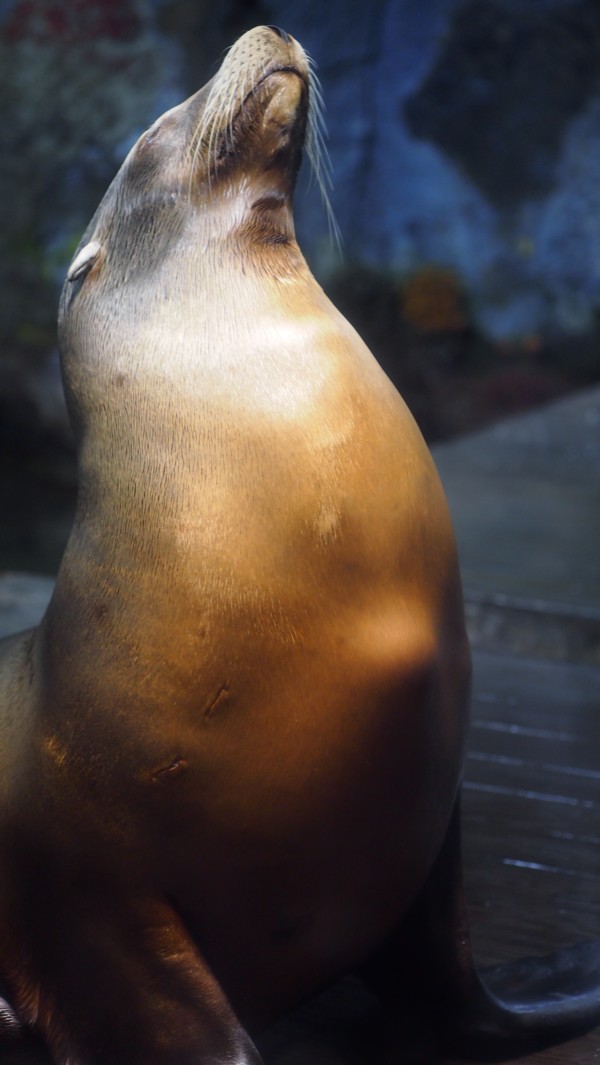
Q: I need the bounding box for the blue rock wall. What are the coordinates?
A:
[2,0,600,347]
[269,0,600,342]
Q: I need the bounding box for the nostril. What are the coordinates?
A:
[267,25,290,43]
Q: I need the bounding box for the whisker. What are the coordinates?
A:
[306,61,341,247]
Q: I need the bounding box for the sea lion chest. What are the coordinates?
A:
[30,274,468,1019]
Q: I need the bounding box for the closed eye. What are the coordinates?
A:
[67,241,102,283]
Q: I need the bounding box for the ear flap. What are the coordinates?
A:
[67,240,102,283]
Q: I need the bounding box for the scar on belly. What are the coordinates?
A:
[151,757,188,783]
[203,683,231,720]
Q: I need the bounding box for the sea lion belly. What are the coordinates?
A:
[34,292,468,1022]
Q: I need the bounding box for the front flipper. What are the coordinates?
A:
[29,894,263,1065]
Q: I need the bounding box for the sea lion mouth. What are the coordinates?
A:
[233,61,310,147]
[186,26,337,238]
[191,61,308,175]
[250,63,309,96]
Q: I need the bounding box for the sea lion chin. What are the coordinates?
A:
[0,24,599,1065]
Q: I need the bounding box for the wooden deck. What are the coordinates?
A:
[258,649,600,1065]
[457,650,600,1064]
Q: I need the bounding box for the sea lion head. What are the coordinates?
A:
[59,25,328,335]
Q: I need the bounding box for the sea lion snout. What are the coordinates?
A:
[186,25,310,183]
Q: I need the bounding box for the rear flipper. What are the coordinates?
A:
[471,939,600,1046]
[364,796,600,1058]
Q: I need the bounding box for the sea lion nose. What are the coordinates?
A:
[267,26,291,43]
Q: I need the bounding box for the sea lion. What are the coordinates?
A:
[0,24,598,1065]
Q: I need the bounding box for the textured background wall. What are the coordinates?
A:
[1,0,599,569]
[274,0,600,341]
[3,0,600,343]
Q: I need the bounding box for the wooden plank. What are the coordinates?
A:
[261,651,600,1064]
[448,651,600,1061]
